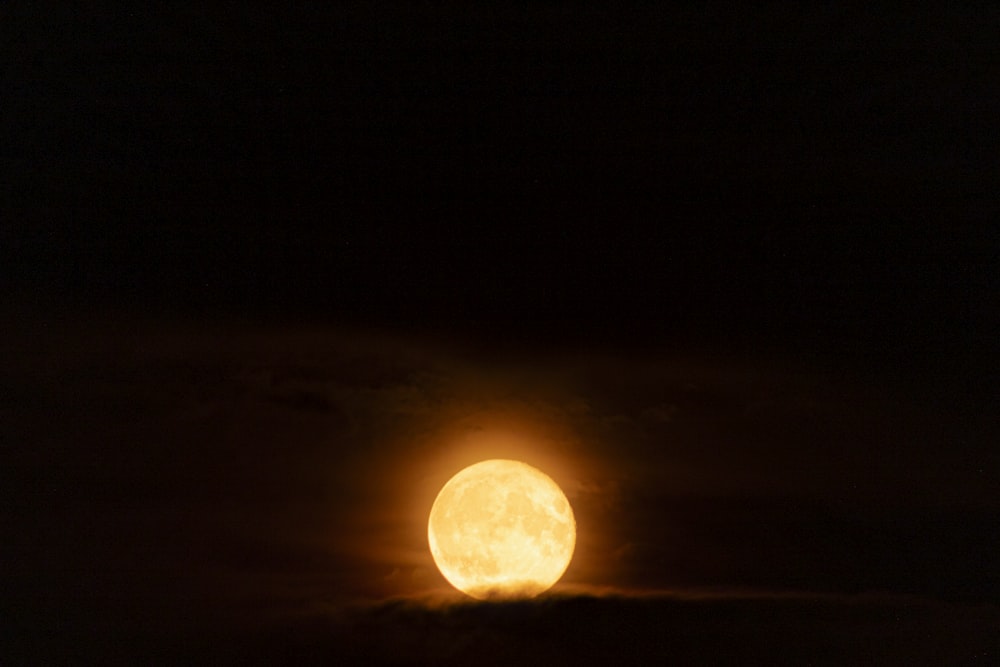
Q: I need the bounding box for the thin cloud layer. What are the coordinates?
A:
[4,311,998,663]
[240,589,1000,666]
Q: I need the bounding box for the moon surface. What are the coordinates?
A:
[427,459,576,600]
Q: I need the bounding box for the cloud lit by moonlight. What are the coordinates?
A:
[427,460,576,599]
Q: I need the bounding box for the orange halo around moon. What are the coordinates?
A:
[427,459,576,600]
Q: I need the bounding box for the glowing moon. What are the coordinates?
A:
[427,459,576,600]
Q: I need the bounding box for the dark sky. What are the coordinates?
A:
[4,5,999,664]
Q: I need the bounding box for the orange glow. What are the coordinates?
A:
[427,459,576,599]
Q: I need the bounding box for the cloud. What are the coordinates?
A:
[254,589,1000,666]
[5,312,999,664]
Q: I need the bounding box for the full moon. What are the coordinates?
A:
[427,459,576,600]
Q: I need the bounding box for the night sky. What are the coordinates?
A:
[4,5,999,665]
